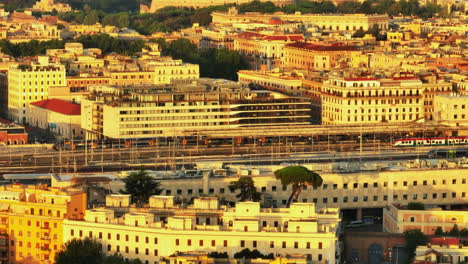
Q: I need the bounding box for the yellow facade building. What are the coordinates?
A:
[0,184,86,264]
[30,0,72,12]
[7,57,66,124]
[282,42,358,71]
[320,76,453,125]
[80,79,311,139]
[63,198,340,264]
[434,94,468,127]
[142,0,294,13]
[233,32,304,70]
[141,168,468,212]
[237,69,303,95]
[383,203,468,235]
[212,8,388,31]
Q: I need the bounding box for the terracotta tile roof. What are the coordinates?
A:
[30,99,81,116]
[236,32,304,41]
[285,41,356,51]
[430,237,459,246]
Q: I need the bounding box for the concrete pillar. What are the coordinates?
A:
[356,208,363,220]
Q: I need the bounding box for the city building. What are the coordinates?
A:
[63,198,340,264]
[233,32,304,70]
[0,118,28,145]
[103,166,467,219]
[28,98,83,139]
[282,42,358,71]
[7,57,66,124]
[160,252,309,264]
[212,8,389,32]
[29,0,72,13]
[433,94,468,127]
[0,22,61,43]
[237,68,304,95]
[80,79,311,139]
[141,0,295,13]
[320,76,453,125]
[413,238,468,264]
[0,184,86,264]
[383,203,468,235]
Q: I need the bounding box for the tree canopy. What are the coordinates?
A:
[274,166,323,207]
[160,38,247,81]
[56,238,142,264]
[0,34,145,58]
[228,176,262,202]
[55,238,104,264]
[403,229,428,263]
[233,248,274,259]
[407,202,425,210]
[120,170,163,206]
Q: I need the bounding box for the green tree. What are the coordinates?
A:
[337,1,361,13]
[407,202,425,210]
[228,176,262,202]
[434,226,444,236]
[352,29,366,38]
[460,228,468,237]
[403,229,428,263]
[274,166,323,207]
[55,238,104,264]
[120,170,163,206]
[449,224,459,236]
[233,249,274,259]
[83,10,100,25]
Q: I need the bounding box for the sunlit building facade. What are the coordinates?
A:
[383,203,468,235]
[81,79,311,139]
[63,198,340,264]
[0,184,86,264]
[7,57,66,124]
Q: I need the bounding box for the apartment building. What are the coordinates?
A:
[383,203,468,235]
[81,79,311,139]
[282,42,358,71]
[212,8,389,31]
[320,76,453,125]
[63,197,340,264]
[0,184,86,264]
[7,57,66,124]
[233,32,304,70]
[434,94,468,127]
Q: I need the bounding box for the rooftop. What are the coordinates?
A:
[286,42,357,51]
[30,99,81,115]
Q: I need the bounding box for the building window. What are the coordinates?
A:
[319,242,323,249]
[240,240,245,247]
[282,241,286,248]
[270,241,274,248]
[176,239,179,246]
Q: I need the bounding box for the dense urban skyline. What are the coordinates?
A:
[0,0,466,264]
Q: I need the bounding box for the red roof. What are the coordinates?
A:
[236,32,304,42]
[430,237,459,246]
[30,99,81,116]
[285,42,356,51]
